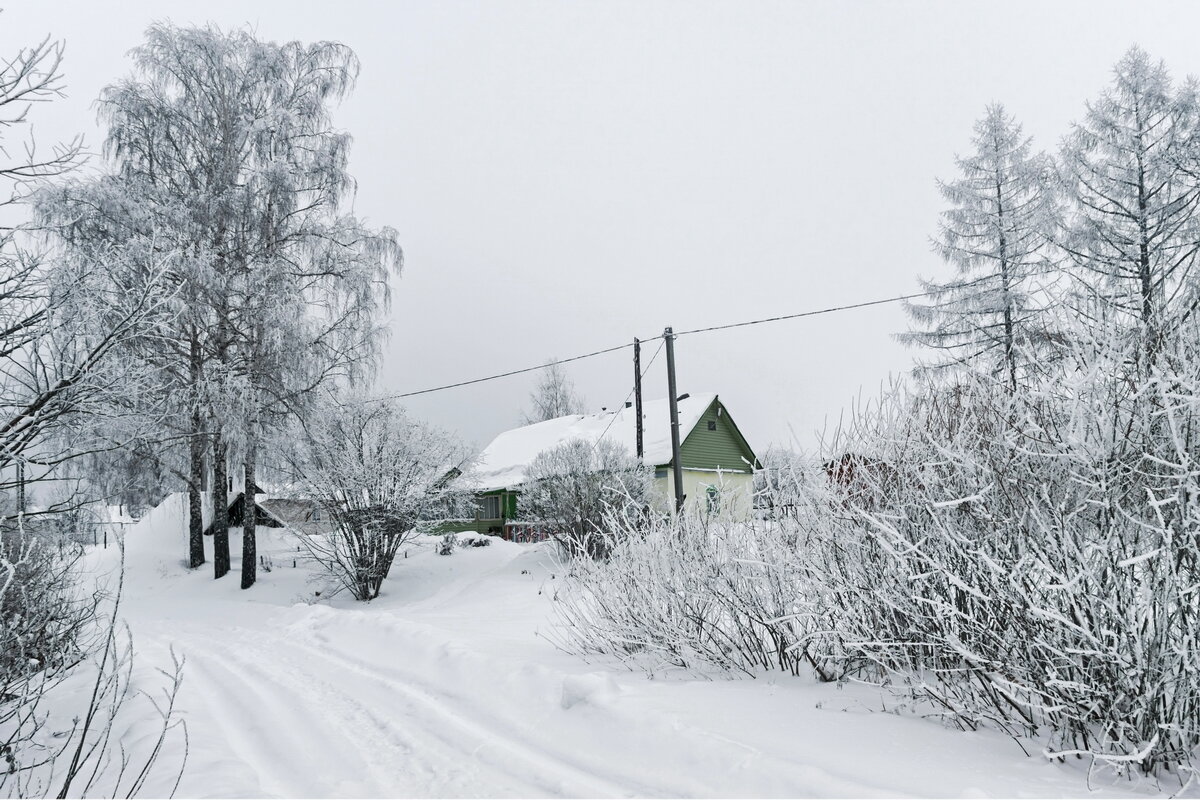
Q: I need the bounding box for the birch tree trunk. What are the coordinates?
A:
[211,431,230,579]
[241,429,257,590]
[187,331,205,568]
[242,333,258,590]
[187,410,205,569]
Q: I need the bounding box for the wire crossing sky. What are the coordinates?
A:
[379,291,934,401]
[3,0,1198,451]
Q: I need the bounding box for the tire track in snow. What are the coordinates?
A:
[275,630,641,798]
[162,624,624,797]
[288,614,896,799]
[177,630,466,797]
[183,654,305,799]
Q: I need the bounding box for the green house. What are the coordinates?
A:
[460,393,758,537]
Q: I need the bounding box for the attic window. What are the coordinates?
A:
[707,420,717,431]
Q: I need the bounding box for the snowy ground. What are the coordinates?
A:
[57,516,1195,799]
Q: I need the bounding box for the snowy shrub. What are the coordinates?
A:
[0,535,185,797]
[0,525,94,699]
[284,399,473,600]
[520,438,653,560]
[809,344,1200,775]
[437,533,457,556]
[550,496,838,679]
[811,339,1200,775]
[555,335,1200,776]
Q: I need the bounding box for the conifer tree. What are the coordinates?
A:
[902,105,1057,390]
[1060,46,1200,364]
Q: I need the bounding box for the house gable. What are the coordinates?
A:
[676,397,758,473]
[204,490,285,536]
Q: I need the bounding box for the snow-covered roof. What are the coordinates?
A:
[470,393,719,492]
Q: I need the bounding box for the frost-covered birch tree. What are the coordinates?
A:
[188,26,401,589]
[42,24,400,584]
[1060,46,1200,364]
[901,105,1057,390]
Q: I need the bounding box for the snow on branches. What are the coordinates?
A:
[282,398,472,601]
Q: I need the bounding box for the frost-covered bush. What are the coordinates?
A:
[0,532,184,797]
[549,496,840,679]
[284,399,473,600]
[0,525,93,700]
[555,328,1200,776]
[809,327,1200,775]
[520,439,653,560]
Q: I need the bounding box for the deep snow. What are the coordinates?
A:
[53,514,1196,798]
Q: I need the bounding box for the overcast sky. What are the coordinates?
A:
[4,1,1199,455]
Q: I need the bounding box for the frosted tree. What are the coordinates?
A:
[36,174,206,557]
[43,25,401,583]
[1060,46,1200,364]
[0,28,184,796]
[176,25,402,589]
[0,34,171,517]
[901,105,1057,390]
[521,360,585,423]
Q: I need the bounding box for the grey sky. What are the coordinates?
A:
[3,1,1197,454]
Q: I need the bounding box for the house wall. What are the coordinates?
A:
[437,489,517,535]
[653,469,754,518]
[459,471,754,530]
[651,398,756,519]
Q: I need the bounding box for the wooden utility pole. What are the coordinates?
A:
[633,337,644,460]
[664,327,685,513]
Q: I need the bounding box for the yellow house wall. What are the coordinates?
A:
[651,469,754,519]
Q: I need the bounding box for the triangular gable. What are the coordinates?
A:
[677,396,759,473]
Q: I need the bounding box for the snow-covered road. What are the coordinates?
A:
[72,518,1187,798]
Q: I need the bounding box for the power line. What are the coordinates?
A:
[378,342,632,400]
[375,290,929,403]
[673,291,932,338]
[594,338,665,447]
